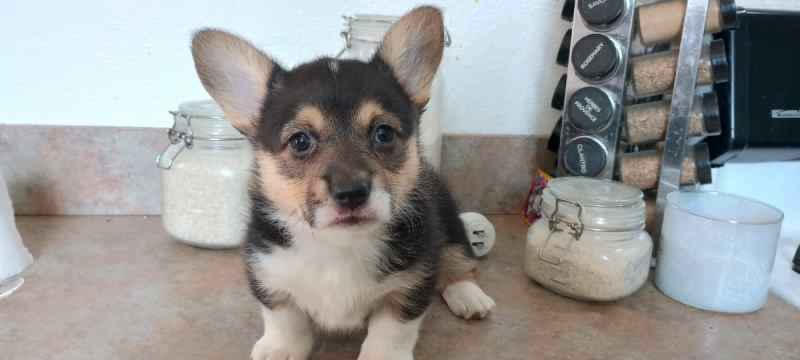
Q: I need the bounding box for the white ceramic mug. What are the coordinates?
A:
[0,172,33,298]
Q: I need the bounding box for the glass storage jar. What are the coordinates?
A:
[636,0,738,46]
[624,92,722,145]
[525,177,653,301]
[630,39,729,97]
[156,100,253,249]
[337,15,449,169]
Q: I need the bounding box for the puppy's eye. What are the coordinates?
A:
[373,125,396,145]
[288,132,315,156]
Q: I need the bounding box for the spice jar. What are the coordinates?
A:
[630,39,729,97]
[338,15,449,170]
[525,177,653,301]
[637,0,738,46]
[618,143,712,190]
[625,92,721,145]
[556,29,572,67]
[156,100,253,249]
[552,74,568,110]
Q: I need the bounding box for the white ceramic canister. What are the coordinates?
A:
[525,177,653,301]
[156,100,253,249]
[0,171,33,298]
[337,14,448,170]
[656,191,783,313]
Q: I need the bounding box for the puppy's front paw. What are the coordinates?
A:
[442,280,496,320]
[250,334,312,360]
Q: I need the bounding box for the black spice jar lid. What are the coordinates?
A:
[557,29,572,67]
[562,136,607,177]
[578,0,625,28]
[710,39,730,84]
[693,143,713,185]
[719,0,739,30]
[567,86,615,132]
[792,244,800,274]
[548,117,563,153]
[552,74,568,110]
[702,92,722,135]
[571,34,619,81]
[562,0,576,21]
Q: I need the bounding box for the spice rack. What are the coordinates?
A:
[548,0,739,245]
[556,0,637,179]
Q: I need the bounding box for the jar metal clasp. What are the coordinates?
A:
[548,198,585,241]
[156,111,194,170]
[538,197,585,266]
[335,14,452,58]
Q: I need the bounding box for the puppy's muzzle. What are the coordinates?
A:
[331,180,371,210]
[323,164,373,211]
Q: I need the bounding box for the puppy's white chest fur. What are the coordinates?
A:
[253,220,394,331]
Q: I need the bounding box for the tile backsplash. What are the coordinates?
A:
[1,125,163,215]
[1,125,548,215]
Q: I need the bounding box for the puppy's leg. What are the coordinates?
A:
[251,303,314,360]
[438,245,495,320]
[357,307,424,360]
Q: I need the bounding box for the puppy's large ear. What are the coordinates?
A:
[191,29,280,137]
[374,6,445,106]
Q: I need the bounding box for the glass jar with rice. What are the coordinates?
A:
[156,100,253,249]
[525,177,653,301]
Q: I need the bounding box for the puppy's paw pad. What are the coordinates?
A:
[442,281,495,320]
[251,335,310,360]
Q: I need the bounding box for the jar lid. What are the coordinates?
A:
[571,34,619,81]
[156,100,245,170]
[701,92,722,135]
[556,29,572,67]
[178,99,226,119]
[719,0,739,30]
[709,39,729,84]
[561,136,607,177]
[548,176,642,207]
[566,86,615,132]
[551,74,568,110]
[578,0,625,28]
[173,100,244,141]
[562,0,576,21]
[542,177,646,233]
[341,14,452,47]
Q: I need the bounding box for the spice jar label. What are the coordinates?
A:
[563,137,607,177]
[579,0,625,27]
[572,34,619,80]
[567,87,614,131]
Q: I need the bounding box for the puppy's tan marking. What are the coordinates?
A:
[308,176,329,206]
[255,151,307,216]
[382,140,421,207]
[290,104,329,138]
[437,244,479,291]
[355,99,402,132]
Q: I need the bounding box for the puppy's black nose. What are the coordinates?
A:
[332,181,371,210]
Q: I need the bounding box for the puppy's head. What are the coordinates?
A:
[191,7,444,229]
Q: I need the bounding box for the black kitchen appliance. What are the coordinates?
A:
[710,8,800,164]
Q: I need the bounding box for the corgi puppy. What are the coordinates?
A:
[190,6,494,360]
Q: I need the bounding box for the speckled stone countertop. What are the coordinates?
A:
[2,216,798,360]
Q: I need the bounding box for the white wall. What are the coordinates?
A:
[1,0,569,135]
[2,0,797,135]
